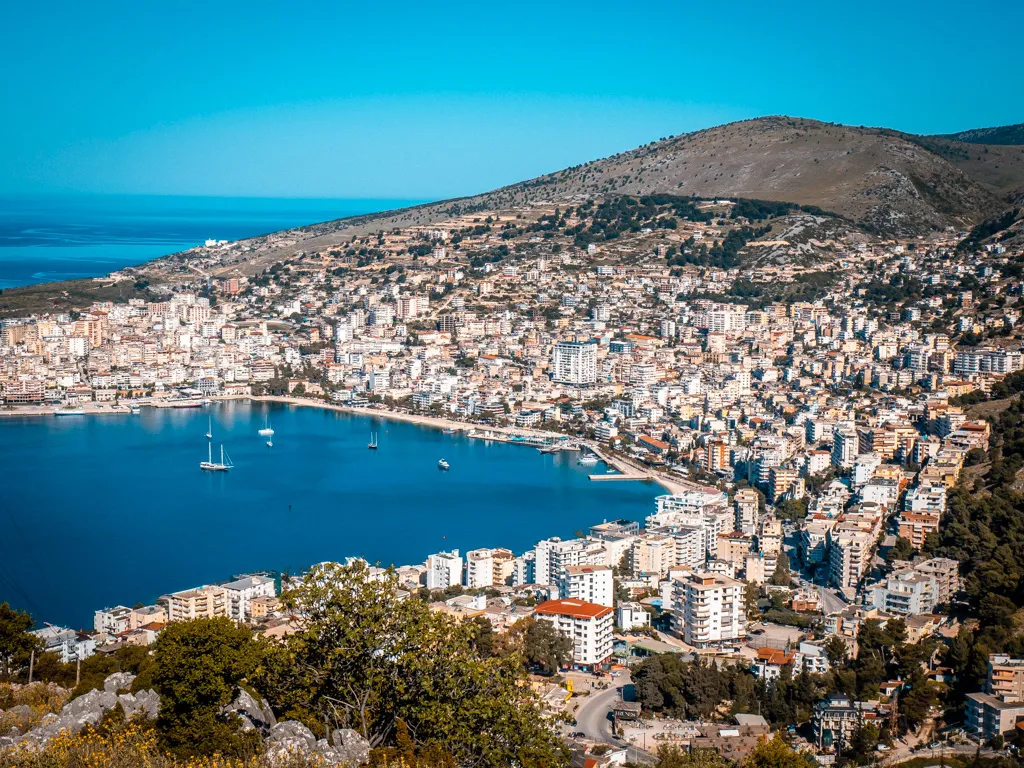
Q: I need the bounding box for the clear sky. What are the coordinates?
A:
[2,0,1022,200]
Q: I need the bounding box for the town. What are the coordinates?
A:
[3,193,1024,765]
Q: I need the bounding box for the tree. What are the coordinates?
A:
[522,618,573,675]
[743,734,816,768]
[886,537,915,562]
[769,552,792,586]
[655,744,731,768]
[259,561,567,767]
[152,617,261,758]
[0,602,41,681]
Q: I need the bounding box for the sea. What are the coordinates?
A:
[0,194,424,290]
[0,402,660,629]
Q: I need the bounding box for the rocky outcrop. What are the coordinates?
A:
[223,689,277,733]
[10,674,159,749]
[266,721,370,767]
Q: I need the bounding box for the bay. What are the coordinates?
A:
[0,402,659,629]
[0,195,425,289]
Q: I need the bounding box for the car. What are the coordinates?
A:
[928,742,941,750]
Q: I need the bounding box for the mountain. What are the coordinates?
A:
[293,116,1022,242]
[474,116,1017,236]
[937,123,1024,146]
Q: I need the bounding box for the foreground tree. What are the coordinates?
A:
[152,617,261,758]
[260,560,568,767]
[0,602,40,681]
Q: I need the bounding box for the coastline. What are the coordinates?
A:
[0,394,699,495]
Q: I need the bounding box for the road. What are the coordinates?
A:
[572,672,656,764]
[574,679,621,745]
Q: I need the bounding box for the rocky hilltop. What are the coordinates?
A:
[256,116,1024,253]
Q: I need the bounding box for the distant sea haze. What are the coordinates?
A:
[0,195,426,290]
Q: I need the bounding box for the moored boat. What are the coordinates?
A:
[438,458,450,471]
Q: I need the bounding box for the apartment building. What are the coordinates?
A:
[558,565,613,607]
[94,605,132,636]
[987,654,1024,700]
[734,488,759,535]
[222,575,276,622]
[672,572,746,648]
[869,571,938,616]
[425,550,463,590]
[533,598,614,670]
[167,585,228,622]
[897,512,940,550]
[813,694,859,752]
[829,530,873,593]
[551,341,597,385]
[534,537,606,585]
[463,547,516,588]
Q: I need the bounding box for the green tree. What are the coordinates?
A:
[259,561,567,767]
[0,602,41,681]
[743,733,816,768]
[518,617,573,676]
[655,744,731,768]
[152,617,261,758]
[886,537,915,562]
[769,552,793,586]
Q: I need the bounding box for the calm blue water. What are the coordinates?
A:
[0,402,658,629]
[0,195,424,289]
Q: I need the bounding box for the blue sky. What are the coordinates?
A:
[2,0,1022,199]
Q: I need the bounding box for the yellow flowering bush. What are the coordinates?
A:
[0,719,327,768]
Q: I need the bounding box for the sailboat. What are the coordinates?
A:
[258,417,274,438]
[205,415,213,440]
[200,442,233,472]
[368,432,378,450]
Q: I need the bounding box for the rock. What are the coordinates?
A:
[0,735,14,748]
[269,720,316,749]
[223,689,276,731]
[7,705,32,725]
[133,689,160,719]
[263,721,369,767]
[329,729,371,766]
[103,672,136,694]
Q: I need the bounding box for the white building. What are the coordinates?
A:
[222,575,277,622]
[672,572,746,648]
[616,602,651,631]
[551,341,598,385]
[426,550,463,590]
[534,537,606,586]
[465,548,495,588]
[558,565,614,607]
[534,598,614,670]
[94,605,132,636]
[31,626,96,664]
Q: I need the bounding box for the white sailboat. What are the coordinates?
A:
[258,416,274,438]
[205,415,213,440]
[368,432,378,450]
[200,442,233,471]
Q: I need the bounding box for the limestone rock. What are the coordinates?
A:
[103,672,136,694]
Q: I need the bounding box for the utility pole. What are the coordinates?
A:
[76,657,81,687]
[28,650,34,684]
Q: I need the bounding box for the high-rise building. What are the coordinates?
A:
[558,565,614,607]
[551,341,597,385]
[425,550,463,590]
[533,599,614,670]
[671,572,746,647]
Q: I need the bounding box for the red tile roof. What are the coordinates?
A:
[534,599,613,620]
